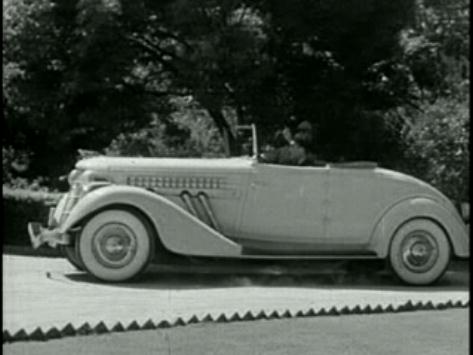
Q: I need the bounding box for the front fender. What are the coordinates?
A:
[60,185,242,257]
[369,197,469,258]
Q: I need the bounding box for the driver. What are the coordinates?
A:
[262,120,320,166]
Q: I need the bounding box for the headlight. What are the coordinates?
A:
[68,169,83,185]
[71,170,109,184]
[70,182,84,196]
[58,183,83,224]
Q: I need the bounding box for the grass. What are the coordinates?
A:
[4,308,468,355]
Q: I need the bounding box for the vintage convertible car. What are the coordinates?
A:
[28,125,469,285]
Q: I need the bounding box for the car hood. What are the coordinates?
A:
[75,156,255,173]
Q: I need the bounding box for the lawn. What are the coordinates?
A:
[4,308,468,355]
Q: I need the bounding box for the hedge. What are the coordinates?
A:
[3,186,62,247]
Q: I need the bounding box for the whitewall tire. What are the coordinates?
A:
[78,209,154,282]
[389,219,450,285]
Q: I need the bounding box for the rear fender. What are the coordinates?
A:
[369,197,469,258]
[60,185,242,257]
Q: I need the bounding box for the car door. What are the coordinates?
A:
[325,166,382,253]
[237,163,329,253]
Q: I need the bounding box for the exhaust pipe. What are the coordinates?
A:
[180,191,199,217]
[197,192,221,232]
[179,191,221,232]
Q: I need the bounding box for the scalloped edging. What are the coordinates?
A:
[3,299,469,344]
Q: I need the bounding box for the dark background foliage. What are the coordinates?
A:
[3,0,469,202]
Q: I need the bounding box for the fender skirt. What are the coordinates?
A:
[59,185,242,257]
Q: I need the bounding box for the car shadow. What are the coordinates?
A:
[62,265,469,293]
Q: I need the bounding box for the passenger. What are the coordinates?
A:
[262,120,321,166]
[292,120,319,166]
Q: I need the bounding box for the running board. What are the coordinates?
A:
[236,254,380,260]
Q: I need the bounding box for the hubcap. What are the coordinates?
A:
[92,223,137,268]
[400,231,438,273]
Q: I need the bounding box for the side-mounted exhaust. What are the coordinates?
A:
[180,191,221,232]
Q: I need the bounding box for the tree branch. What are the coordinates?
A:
[152,28,194,52]
[144,89,191,98]
[121,81,190,98]
[127,36,179,74]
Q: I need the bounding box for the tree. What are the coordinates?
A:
[396,0,470,202]
[114,0,419,163]
[119,0,274,154]
[400,0,469,100]
[3,0,171,181]
[8,0,465,187]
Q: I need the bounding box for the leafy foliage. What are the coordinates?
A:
[2,0,469,201]
[402,98,469,202]
[105,98,225,157]
[401,0,469,99]
[3,0,168,181]
[396,0,470,202]
[2,146,54,190]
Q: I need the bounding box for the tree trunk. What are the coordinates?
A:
[205,107,237,156]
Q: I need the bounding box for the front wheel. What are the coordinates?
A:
[389,219,450,285]
[60,245,84,271]
[78,209,155,282]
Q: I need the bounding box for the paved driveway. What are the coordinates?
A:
[3,255,469,334]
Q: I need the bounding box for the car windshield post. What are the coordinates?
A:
[235,124,258,159]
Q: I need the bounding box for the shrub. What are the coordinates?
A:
[401,98,469,203]
[2,146,63,190]
[3,186,61,246]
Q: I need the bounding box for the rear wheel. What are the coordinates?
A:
[389,219,450,285]
[78,209,155,282]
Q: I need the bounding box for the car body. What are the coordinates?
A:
[28,126,469,284]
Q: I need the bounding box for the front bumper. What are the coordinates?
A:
[27,192,74,249]
[28,222,71,249]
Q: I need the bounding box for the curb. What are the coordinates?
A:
[3,299,469,344]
